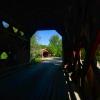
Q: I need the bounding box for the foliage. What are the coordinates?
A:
[80,48,85,60]
[96,46,100,63]
[0,52,8,59]
[48,35,62,57]
[80,47,100,63]
[30,34,38,48]
[30,34,41,61]
[31,58,42,64]
[39,45,48,49]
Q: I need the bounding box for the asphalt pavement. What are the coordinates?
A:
[0,58,66,100]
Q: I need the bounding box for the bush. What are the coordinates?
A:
[31,58,42,64]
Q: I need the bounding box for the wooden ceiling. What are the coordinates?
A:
[0,0,99,38]
[0,1,68,35]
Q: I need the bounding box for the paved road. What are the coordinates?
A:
[0,58,66,100]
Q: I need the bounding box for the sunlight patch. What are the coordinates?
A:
[13,26,18,33]
[1,52,8,59]
[74,91,81,100]
[2,21,9,28]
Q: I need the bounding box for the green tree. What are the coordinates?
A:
[39,45,48,49]
[30,34,38,48]
[30,34,41,61]
[48,35,62,57]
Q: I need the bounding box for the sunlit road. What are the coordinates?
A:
[0,57,66,100]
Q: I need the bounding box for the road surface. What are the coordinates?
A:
[0,57,67,100]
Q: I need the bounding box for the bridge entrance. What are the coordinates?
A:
[30,30,63,65]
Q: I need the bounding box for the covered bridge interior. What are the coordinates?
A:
[0,0,100,99]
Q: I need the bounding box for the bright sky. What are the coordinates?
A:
[34,30,62,45]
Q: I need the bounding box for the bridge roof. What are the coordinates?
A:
[0,0,99,38]
[0,1,69,37]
